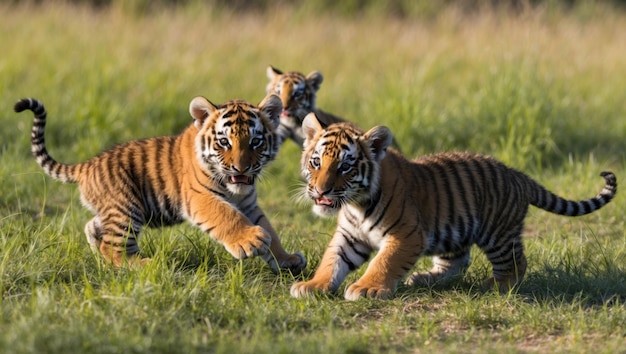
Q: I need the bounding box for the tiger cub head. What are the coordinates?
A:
[300,113,393,217]
[189,95,283,195]
[265,66,324,143]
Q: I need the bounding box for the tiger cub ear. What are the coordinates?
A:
[258,94,283,129]
[266,65,283,80]
[302,113,323,148]
[363,126,393,162]
[189,96,218,129]
[306,71,324,93]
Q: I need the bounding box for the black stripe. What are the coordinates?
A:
[546,192,558,212]
[441,224,454,252]
[477,161,499,246]
[189,186,206,196]
[343,210,360,228]
[487,232,521,264]
[129,209,145,226]
[590,198,602,210]
[30,134,43,145]
[450,160,473,239]
[154,139,167,197]
[403,223,419,240]
[253,214,265,225]
[184,194,194,216]
[337,228,370,260]
[535,184,546,208]
[240,199,258,216]
[124,149,143,199]
[168,137,179,188]
[569,202,580,216]
[208,188,227,199]
[381,200,405,237]
[338,246,357,271]
[456,215,466,246]
[364,190,381,218]
[369,181,398,231]
[51,160,63,177]
[191,165,227,198]
[433,161,455,234]
[339,143,351,151]
[421,162,440,232]
[196,219,214,230]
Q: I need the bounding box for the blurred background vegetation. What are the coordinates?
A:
[2,0,625,17]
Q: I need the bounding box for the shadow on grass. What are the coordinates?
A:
[396,264,626,308]
[519,266,626,307]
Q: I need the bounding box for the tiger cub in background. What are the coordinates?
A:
[265,65,345,147]
[291,113,616,300]
[14,96,306,274]
[266,65,401,152]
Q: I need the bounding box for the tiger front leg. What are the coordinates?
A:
[255,214,307,275]
[290,231,371,298]
[187,193,271,259]
[344,236,421,301]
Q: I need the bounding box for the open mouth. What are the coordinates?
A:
[229,175,254,185]
[315,197,335,207]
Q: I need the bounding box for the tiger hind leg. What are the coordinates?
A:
[405,251,470,287]
[96,216,149,267]
[481,237,527,291]
[85,217,103,252]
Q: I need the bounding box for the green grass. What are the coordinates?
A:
[1,2,626,353]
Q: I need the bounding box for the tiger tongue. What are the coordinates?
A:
[230,175,251,184]
[316,197,334,206]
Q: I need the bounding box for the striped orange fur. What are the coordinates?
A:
[266,65,401,152]
[14,96,306,273]
[265,65,345,147]
[291,114,616,300]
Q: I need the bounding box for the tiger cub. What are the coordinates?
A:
[14,96,306,274]
[265,65,345,147]
[291,113,616,300]
[266,65,401,152]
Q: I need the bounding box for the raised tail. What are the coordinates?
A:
[530,171,617,216]
[14,98,78,183]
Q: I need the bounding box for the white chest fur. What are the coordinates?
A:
[340,205,388,251]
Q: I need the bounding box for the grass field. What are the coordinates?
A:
[1,2,626,353]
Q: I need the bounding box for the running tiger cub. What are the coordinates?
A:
[290,114,616,300]
[265,65,345,147]
[14,96,306,273]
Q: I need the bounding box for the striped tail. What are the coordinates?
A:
[531,171,617,216]
[14,98,78,183]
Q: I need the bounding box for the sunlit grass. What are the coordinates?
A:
[1,2,625,353]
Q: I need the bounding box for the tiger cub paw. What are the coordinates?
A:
[344,282,393,301]
[223,225,271,259]
[290,280,330,298]
[406,271,462,287]
[405,272,437,287]
[482,275,521,293]
[130,257,151,267]
[266,252,307,275]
